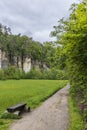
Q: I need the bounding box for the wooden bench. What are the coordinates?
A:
[7,103,30,115]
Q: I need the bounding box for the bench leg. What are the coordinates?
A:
[24,106,30,112]
[13,111,21,116]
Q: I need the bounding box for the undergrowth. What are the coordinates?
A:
[69,96,84,130]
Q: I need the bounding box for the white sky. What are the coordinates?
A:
[0,0,79,43]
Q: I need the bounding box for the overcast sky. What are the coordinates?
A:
[0,0,79,43]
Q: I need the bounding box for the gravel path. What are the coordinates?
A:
[9,84,70,130]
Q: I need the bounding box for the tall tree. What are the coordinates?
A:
[51,0,87,98]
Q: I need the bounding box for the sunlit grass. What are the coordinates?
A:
[69,96,84,130]
[0,79,68,130]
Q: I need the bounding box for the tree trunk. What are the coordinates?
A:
[21,54,24,71]
[17,56,19,68]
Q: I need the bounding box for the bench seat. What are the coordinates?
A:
[7,103,30,115]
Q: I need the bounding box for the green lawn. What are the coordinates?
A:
[0,79,68,130]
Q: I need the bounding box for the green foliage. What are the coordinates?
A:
[0,67,68,80]
[69,96,84,130]
[51,0,87,127]
[0,23,67,77]
[0,113,21,119]
[42,68,68,80]
[22,68,68,80]
[25,68,42,79]
[0,69,5,80]
[3,66,21,79]
[0,121,4,125]
[0,119,11,130]
[83,108,87,122]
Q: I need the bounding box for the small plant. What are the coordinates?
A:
[69,96,84,130]
[3,66,21,80]
[0,69,6,80]
[0,113,21,119]
[84,123,87,130]
[83,109,87,122]
[0,121,4,125]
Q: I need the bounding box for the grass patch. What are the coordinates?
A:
[0,119,12,130]
[69,96,84,130]
[0,79,68,130]
[0,113,21,119]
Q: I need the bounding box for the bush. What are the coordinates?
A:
[0,69,6,80]
[3,66,21,80]
[83,108,87,122]
[25,68,43,79]
[23,68,66,80]
[20,70,26,79]
[23,68,68,80]
[42,68,68,80]
[0,67,68,80]
[0,113,21,119]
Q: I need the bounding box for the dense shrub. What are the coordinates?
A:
[24,68,43,79]
[0,113,21,119]
[0,69,5,80]
[3,66,21,80]
[42,68,68,80]
[0,67,68,80]
[24,68,68,80]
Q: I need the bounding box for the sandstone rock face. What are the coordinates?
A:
[0,49,8,69]
[0,49,1,69]
[0,49,32,72]
[0,49,48,72]
[23,58,31,73]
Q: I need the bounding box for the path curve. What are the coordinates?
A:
[9,84,70,130]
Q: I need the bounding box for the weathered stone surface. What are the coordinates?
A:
[23,58,31,73]
[0,49,8,69]
[0,49,48,72]
[0,49,32,72]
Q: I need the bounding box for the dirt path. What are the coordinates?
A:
[9,84,70,130]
